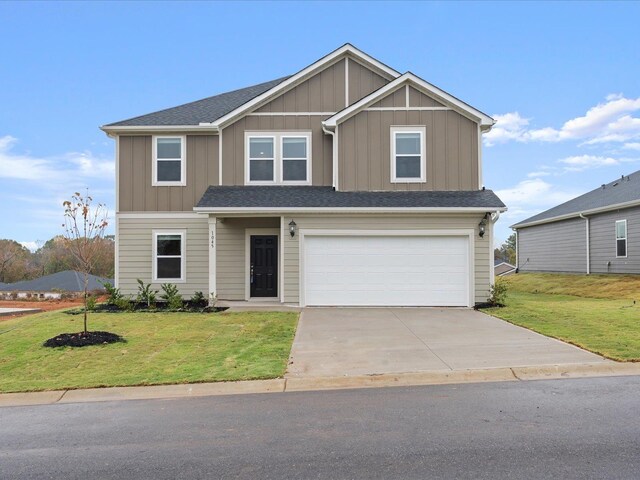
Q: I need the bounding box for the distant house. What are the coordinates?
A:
[0,271,112,300]
[494,261,516,277]
[512,170,640,274]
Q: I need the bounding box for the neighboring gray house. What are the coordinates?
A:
[101,44,506,307]
[0,271,112,299]
[512,170,640,274]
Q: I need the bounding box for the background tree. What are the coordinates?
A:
[62,191,109,333]
[494,233,516,265]
[0,239,32,282]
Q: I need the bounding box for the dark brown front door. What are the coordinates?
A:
[250,235,278,297]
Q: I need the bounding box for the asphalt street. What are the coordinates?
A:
[1,376,639,479]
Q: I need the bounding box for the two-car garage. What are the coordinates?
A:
[301,233,472,307]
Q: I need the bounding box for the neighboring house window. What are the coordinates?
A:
[616,220,627,258]
[153,136,186,186]
[246,132,311,185]
[153,230,186,282]
[390,126,426,183]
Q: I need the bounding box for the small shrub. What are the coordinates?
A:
[86,295,97,311]
[136,279,158,308]
[489,278,508,306]
[101,281,124,305]
[160,283,183,310]
[114,296,133,312]
[190,291,206,306]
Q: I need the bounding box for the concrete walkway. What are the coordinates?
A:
[0,307,42,317]
[286,308,609,378]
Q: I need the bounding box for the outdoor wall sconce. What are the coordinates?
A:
[289,220,297,238]
[478,214,489,238]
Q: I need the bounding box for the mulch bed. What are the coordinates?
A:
[43,331,125,348]
[64,304,229,315]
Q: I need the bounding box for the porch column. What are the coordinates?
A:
[208,216,217,304]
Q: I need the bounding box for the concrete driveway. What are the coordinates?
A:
[286,308,609,378]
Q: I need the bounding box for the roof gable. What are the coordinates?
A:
[512,169,640,228]
[208,44,400,128]
[323,72,495,130]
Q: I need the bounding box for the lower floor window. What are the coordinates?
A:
[616,220,627,257]
[154,231,185,282]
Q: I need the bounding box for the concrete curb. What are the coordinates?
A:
[2,362,639,408]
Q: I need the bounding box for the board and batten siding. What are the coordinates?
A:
[281,214,491,305]
[338,108,479,191]
[216,217,280,300]
[589,206,640,274]
[517,218,587,273]
[117,215,209,297]
[119,135,218,212]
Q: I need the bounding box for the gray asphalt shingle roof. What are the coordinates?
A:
[513,169,640,228]
[0,271,112,293]
[105,76,290,127]
[196,186,505,209]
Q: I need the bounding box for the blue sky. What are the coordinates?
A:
[1,1,639,248]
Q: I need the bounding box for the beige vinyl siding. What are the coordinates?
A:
[117,215,209,297]
[589,206,640,274]
[256,59,346,113]
[338,109,479,191]
[347,57,390,104]
[119,135,218,212]
[517,218,587,273]
[281,214,490,305]
[220,116,332,186]
[370,88,406,108]
[216,217,281,300]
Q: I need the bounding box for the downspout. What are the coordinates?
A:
[489,212,500,286]
[322,123,337,190]
[579,213,590,274]
[514,228,519,271]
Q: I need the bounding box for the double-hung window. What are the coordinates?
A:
[391,126,426,183]
[246,132,311,185]
[615,220,627,258]
[153,230,186,282]
[153,136,186,186]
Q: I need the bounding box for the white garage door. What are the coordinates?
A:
[303,235,470,307]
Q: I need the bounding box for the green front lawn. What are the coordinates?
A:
[483,273,640,362]
[0,310,298,393]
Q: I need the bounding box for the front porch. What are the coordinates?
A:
[210,216,289,304]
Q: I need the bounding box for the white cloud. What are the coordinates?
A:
[558,154,619,172]
[19,241,39,252]
[623,142,640,150]
[484,94,640,146]
[526,171,552,178]
[483,112,530,146]
[0,135,114,182]
[495,178,580,223]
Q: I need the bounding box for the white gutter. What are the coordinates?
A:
[100,125,220,134]
[579,213,590,274]
[194,206,507,214]
[511,198,640,229]
[322,124,337,189]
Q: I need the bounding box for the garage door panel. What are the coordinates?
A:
[303,235,470,307]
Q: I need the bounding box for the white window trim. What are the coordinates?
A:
[390,126,426,183]
[152,229,187,283]
[152,135,186,187]
[245,131,312,186]
[615,219,627,258]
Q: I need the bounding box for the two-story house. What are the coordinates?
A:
[101,44,506,307]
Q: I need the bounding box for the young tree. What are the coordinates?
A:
[62,191,109,334]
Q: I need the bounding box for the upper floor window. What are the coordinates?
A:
[246,132,311,185]
[153,136,186,186]
[390,126,426,183]
[616,219,627,258]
